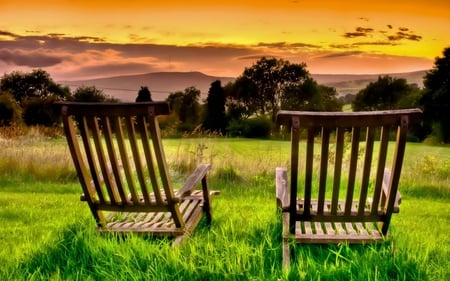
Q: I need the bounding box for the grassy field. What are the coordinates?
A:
[0,133,449,280]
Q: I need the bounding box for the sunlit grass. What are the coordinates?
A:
[0,131,448,280]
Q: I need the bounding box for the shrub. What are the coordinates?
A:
[242,116,272,138]
[0,92,22,126]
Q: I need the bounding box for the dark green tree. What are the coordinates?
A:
[203,80,226,134]
[352,76,417,111]
[421,47,450,142]
[72,86,118,102]
[135,86,152,102]
[0,69,70,103]
[166,87,201,132]
[229,57,310,121]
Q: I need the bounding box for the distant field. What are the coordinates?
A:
[0,136,448,280]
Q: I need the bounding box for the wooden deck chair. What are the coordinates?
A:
[275,109,422,268]
[57,102,218,244]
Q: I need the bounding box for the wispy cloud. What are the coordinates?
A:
[0,29,432,80]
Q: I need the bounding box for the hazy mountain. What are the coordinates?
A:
[59,71,235,102]
[312,70,426,96]
[59,70,427,102]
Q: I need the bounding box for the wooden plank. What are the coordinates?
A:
[277,109,422,128]
[137,115,163,205]
[317,128,330,215]
[358,127,375,215]
[371,125,390,216]
[331,127,344,215]
[113,117,139,204]
[102,116,128,204]
[275,167,289,209]
[289,116,301,234]
[304,127,315,218]
[345,127,360,216]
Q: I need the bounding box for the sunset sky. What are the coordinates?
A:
[0,0,449,81]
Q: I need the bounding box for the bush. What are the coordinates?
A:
[242,116,272,138]
[0,92,22,126]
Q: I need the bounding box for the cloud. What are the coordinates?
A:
[342,25,422,43]
[388,31,422,41]
[0,49,62,67]
[0,29,431,80]
[343,27,374,38]
[317,51,363,59]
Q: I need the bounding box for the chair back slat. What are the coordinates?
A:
[137,115,164,205]
[344,127,360,216]
[317,128,330,215]
[101,116,128,203]
[330,127,345,215]
[371,125,390,216]
[303,128,315,218]
[357,126,375,215]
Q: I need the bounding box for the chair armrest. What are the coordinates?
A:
[382,168,401,212]
[276,167,290,210]
[175,163,212,198]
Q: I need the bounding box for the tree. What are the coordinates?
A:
[421,47,450,142]
[0,69,70,103]
[229,57,310,121]
[352,76,417,111]
[166,87,201,132]
[135,86,152,102]
[72,86,118,102]
[203,80,226,134]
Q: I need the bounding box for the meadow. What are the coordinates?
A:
[0,128,449,280]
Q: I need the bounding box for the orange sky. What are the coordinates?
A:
[0,0,449,80]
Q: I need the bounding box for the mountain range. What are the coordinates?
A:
[59,70,427,102]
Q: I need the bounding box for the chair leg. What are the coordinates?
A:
[201,177,212,224]
[282,212,291,269]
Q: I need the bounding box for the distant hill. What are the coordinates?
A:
[59,70,427,102]
[312,70,426,97]
[59,71,235,102]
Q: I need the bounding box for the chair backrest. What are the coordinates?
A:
[277,109,422,234]
[57,102,185,225]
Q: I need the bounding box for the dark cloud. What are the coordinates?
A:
[0,49,62,67]
[388,31,422,41]
[256,42,321,49]
[343,25,422,43]
[343,27,374,38]
[317,51,363,59]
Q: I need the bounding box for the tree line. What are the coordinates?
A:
[0,47,449,142]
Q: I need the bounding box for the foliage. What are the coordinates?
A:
[135,86,152,102]
[166,87,201,132]
[0,91,22,126]
[281,78,342,111]
[352,76,420,111]
[421,47,450,143]
[0,69,70,103]
[72,85,118,102]
[228,57,311,121]
[22,96,61,126]
[202,80,226,134]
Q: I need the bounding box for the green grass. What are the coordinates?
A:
[0,136,449,280]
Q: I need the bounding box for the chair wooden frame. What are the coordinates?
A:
[275,108,422,268]
[57,102,218,244]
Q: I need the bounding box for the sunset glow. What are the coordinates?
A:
[0,0,449,80]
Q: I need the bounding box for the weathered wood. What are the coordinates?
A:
[275,167,289,209]
[57,102,218,244]
[276,108,422,267]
